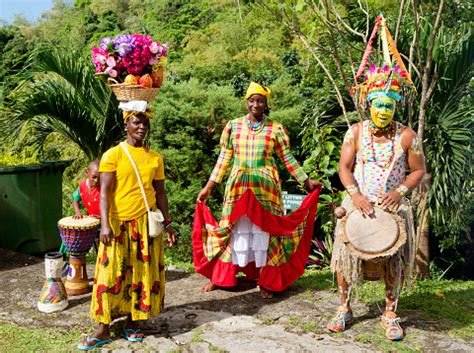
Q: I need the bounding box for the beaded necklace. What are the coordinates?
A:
[245,114,266,133]
[368,120,396,169]
[369,119,394,135]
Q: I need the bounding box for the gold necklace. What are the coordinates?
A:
[138,148,148,165]
[127,142,148,165]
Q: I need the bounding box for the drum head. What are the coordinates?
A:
[345,208,399,254]
[58,216,100,228]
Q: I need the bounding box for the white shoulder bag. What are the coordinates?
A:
[120,142,164,238]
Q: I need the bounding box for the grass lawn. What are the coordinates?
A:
[0,323,83,353]
[296,269,474,351]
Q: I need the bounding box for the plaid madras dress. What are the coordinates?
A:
[193,116,320,291]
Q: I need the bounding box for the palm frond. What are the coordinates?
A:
[2,47,124,159]
[425,81,473,236]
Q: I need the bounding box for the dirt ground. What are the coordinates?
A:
[0,249,472,352]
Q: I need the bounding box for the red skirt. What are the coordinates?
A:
[192,187,321,291]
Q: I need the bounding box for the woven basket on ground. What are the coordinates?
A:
[107,78,160,102]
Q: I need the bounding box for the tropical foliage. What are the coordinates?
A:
[2,48,124,160]
[0,0,472,277]
[420,21,473,245]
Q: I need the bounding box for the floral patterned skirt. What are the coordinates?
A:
[89,213,165,324]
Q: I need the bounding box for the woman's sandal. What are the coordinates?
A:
[77,336,112,350]
[123,328,144,342]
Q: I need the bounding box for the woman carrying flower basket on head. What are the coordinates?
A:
[193,82,322,299]
[77,104,176,350]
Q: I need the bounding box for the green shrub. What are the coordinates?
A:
[150,79,242,261]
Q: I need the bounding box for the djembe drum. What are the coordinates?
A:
[58,216,100,296]
[340,207,407,281]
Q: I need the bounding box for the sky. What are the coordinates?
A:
[0,0,54,24]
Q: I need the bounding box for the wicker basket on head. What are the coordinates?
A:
[107,78,160,102]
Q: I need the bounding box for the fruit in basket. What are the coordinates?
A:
[139,74,153,88]
[124,74,139,85]
[151,68,164,88]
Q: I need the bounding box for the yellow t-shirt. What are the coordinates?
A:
[99,142,165,221]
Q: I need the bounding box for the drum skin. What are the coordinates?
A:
[57,216,100,229]
[345,208,399,254]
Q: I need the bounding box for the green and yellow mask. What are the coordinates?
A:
[369,96,396,128]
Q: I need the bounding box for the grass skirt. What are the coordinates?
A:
[330,195,416,291]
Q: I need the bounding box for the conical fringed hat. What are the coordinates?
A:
[351,15,416,109]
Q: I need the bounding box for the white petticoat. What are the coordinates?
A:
[231,216,269,268]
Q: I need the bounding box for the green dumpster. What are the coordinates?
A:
[0,161,71,254]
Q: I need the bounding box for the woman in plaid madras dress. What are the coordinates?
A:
[196,82,320,298]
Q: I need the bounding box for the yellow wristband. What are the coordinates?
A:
[395,185,409,197]
[346,184,358,196]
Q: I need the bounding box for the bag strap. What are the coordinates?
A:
[119,142,151,213]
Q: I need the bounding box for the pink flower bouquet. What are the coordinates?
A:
[92,33,167,88]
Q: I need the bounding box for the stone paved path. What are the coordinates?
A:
[1,250,472,352]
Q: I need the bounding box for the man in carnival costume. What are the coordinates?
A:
[327,16,425,340]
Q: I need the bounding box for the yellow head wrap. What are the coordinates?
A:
[123,107,153,122]
[245,82,270,103]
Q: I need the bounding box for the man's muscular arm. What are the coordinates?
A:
[379,127,426,210]
[339,123,374,216]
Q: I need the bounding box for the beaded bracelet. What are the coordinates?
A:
[395,184,409,197]
[163,217,173,229]
[346,184,359,196]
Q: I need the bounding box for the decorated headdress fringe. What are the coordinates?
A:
[352,15,416,110]
[351,65,416,110]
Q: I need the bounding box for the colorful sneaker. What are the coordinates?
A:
[327,306,353,332]
[381,311,404,340]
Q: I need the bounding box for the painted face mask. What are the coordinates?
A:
[369,96,396,128]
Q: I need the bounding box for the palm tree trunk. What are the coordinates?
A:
[416,207,430,278]
[414,174,431,278]
[412,0,444,275]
